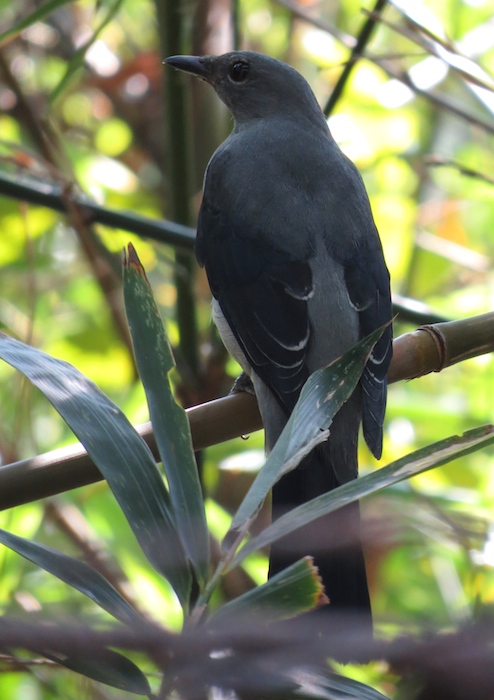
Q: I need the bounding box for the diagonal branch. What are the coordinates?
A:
[273,0,494,135]
[0,170,447,327]
[324,0,388,116]
[0,170,196,250]
[0,311,492,511]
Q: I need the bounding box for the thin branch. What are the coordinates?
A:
[392,294,448,326]
[364,8,494,95]
[0,51,55,163]
[0,170,196,250]
[374,57,494,136]
[324,0,388,116]
[275,0,494,135]
[44,501,144,614]
[425,156,494,187]
[0,170,444,328]
[1,614,494,699]
[0,312,492,511]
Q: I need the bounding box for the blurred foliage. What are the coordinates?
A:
[0,0,493,697]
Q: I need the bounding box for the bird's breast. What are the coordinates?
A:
[211,299,251,376]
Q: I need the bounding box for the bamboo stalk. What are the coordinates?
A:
[1,311,492,511]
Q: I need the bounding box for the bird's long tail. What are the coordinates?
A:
[269,444,372,635]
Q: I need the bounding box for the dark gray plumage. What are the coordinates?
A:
[165,51,393,629]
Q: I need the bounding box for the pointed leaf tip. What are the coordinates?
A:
[126,242,139,264]
[123,246,210,590]
[124,243,148,280]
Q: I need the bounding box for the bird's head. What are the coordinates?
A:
[165,51,325,128]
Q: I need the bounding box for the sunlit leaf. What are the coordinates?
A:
[229,425,494,569]
[0,0,74,46]
[123,244,209,591]
[49,0,125,104]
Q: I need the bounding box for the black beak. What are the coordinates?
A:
[164,55,211,81]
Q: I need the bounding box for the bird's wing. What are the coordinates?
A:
[197,195,313,413]
[343,232,393,459]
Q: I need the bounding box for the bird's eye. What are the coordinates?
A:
[228,61,249,83]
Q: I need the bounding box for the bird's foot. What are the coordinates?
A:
[230,372,255,396]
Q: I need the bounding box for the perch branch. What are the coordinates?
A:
[0,311,492,511]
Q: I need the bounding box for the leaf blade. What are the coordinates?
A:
[0,528,144,627]
[0,0,75,47]
[49,0,125,104]
[229,425,494,569]
[211,556,327,624]
[124,244,209,590]
[285,669,391,700]
[0,332,191,607]
[45,648,151,696]
[223,326,386,553]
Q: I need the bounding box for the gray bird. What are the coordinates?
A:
[165,51,392,630]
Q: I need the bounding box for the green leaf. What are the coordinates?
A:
[0,0,75,46]
[0,332,192,608]
[45,648,151,696]
[286,669,390,699]
[124,244,209,591]
[49,0,125,104]
[0,528,144,626]
[229,425,494,570]
[211,557,327,624]
[222,326,386,554]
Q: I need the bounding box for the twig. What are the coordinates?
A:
[392,294,448,326]
[425,156,494,187]
[0,169,444,327]
[375,58,494,136]
[0,170,196,250]
[0,51,55,162]
[44,501,143,614]
[324,0,389,116]
[1,614,494,699]
[273,0,494,135]
[364,8,494,94]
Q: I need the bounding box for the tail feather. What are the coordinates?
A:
[269,445,372,636]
